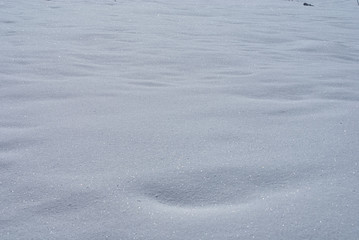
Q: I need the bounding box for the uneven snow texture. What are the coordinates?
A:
[1,0,359,239]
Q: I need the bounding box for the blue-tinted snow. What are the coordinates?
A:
[1,0,359,239]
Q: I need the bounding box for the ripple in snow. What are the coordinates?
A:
[133,166,311,208]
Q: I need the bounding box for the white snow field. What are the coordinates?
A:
[1,0,359,239]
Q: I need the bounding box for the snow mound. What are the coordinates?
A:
[134,166,315,208]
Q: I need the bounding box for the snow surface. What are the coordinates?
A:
[1,0,359,239]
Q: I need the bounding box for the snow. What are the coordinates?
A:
[1,0,359,239]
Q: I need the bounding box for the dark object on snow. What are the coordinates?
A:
[303,3,314,6]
